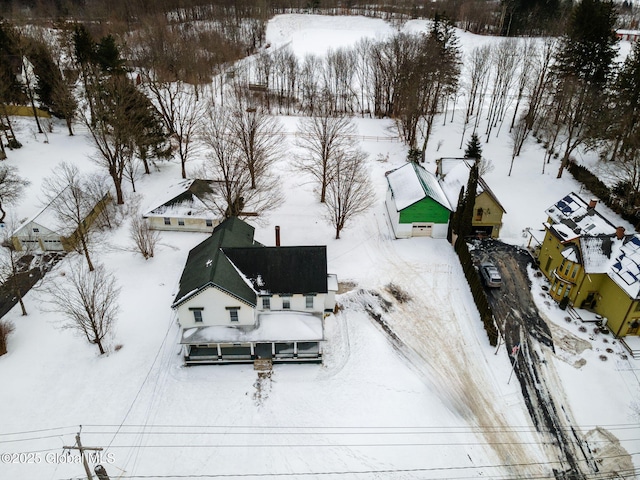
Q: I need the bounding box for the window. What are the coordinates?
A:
[282,297,290,310]
[262,297,271,310]
[571,265,578,279]
[475,208,483,221]
[32,228,39,233]
[206,219,213,227]
[163,217,171,225]
[178,219,185,226]
[563,261,571,276]
[192,310,203,323]
[229,309,239,322]
[306,295,314,309]
[545,257,552,274]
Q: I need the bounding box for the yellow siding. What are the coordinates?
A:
[572,272,607,308]
[538,229,566,280]
[473,192,504,237]
[4,105,51,117]
[594,279,637,336]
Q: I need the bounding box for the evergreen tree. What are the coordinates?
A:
[607,40,640,163]
[464,133,483,160]
[0,20,25,105]
[459,163,479,238]
[500,0,563,36]
[549,0,619,178]
[554,0,619,85]
[95,35,125,74]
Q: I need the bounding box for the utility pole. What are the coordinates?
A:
[63,428,104,480]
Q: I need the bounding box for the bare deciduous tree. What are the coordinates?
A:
[460,45,492,148]
[0,165,29,222]
[43,262,120,355]
[231,98,284,189]
[485,38,518,141]
[294,113,358,203]
[42,162,108,271]
[201,104,282,219]
[145,79,205,179]
[130,214,159,260]
[325,149,375,239]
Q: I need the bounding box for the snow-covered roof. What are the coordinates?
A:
[386,162,451,211]
[545,193,616,242]
[561,245,579,263]
[180,312,324,344]
[579,236,617,274]
[15,185,107,237]
[144,179,219,220]
[437,160,505,213]
[609,235,640,299]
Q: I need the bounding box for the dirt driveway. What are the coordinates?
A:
[471,239,594,480]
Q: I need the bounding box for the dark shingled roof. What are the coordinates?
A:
[172,217,261,307]
[223,246,328,295]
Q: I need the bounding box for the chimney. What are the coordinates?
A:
[616,226,625,240]
[275,225,281,247]
[588,198,598,209]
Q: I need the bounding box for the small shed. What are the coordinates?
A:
[385,162,452,239]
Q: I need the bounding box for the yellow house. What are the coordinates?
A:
[537,193,640,340]
[437,158,506,238]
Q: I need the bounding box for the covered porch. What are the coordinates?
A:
[180,312,324,365]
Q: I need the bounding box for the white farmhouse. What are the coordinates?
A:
[172,217,338,365]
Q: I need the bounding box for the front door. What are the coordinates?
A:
[255,343,273,359]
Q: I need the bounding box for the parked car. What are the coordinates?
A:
[480,262,502,288]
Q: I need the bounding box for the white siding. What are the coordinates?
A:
[384,189,449,239]
[257,293,327,314]
[147,216,217,233]
[177,286,255,328]
[13,221,65,251]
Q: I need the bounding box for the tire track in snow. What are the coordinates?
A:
[352,215,550,478]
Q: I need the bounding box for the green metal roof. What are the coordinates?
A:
[172,217,262,307]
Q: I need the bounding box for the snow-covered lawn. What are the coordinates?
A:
[0,14,638,480]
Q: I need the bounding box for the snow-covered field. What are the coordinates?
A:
[0,14,639,480]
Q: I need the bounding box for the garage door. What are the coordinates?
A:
[411,223,433,237]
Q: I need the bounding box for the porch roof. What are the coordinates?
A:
[180,312,324,344]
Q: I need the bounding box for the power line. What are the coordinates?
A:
[52,459,639,480]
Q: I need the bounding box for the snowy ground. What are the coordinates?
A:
[0,14,639,480]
